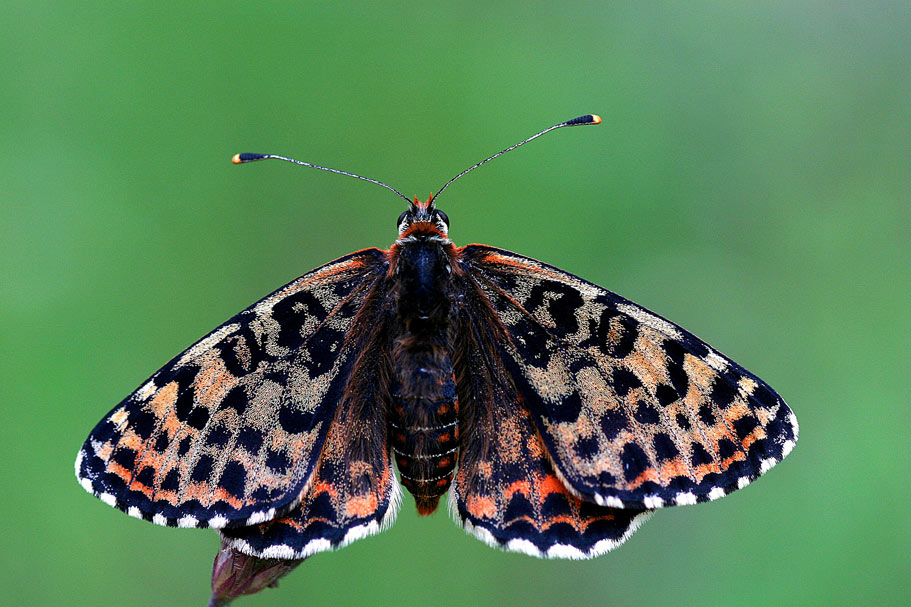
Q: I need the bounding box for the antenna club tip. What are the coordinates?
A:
[232,153,269,164]
[564,114,603,127]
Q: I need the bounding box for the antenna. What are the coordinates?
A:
[433,114,601,201]
[231,153,411,204]
[231,114,601,206]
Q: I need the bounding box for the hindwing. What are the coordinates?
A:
[459,245,798,509]
[221,333,400,559]
[450,304,651,558]
[75,249,387,528]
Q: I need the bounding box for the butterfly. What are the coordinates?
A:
[76,114,797,567]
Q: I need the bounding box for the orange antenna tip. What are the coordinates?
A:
[563,114,602,126]
[232,153,269,164]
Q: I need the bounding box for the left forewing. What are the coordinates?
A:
[76,249,388,528]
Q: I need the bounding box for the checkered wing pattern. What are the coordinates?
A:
[221,341,400,559]
[75,249,387,529]
[460,245,798,510]
[451,340,651,557]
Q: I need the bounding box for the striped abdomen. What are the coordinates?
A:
[389,362,459,515]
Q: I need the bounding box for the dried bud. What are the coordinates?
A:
[209,539,305,606]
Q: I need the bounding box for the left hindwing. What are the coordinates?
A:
[221,327,400,559]
[459,245,798,509]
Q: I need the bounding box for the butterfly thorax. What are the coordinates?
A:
[387,221,460,515]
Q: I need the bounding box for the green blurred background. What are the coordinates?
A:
[3,2,908,606]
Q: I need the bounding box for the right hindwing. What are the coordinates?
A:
[449,294,651,558]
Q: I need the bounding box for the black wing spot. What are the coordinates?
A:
[187,406,210,430]
[751,381,778,408]
[675,413,691,430]
[547,390,583,421]
[153,433,170,452]
[698,403,716,426]
[303,328,345,375]
[251,486,281,502]
[191,454,214,483]
[278,405,313,434]
[620,443,650,482]
[526,281,584,337]
[217,385,248,415]
[160,469,180,492]
[219,461,247,499]
[573,434,601,459]
[136,465,156,487]
[655,383,679,407]
[710,377,738,409]
[216,333,257,376]
[662,340,690,396]
[682,335,709,358]
[274,291,328,349]
[307,490,335,520]
[236,427,264,453]
[541,492,573,519]
[505,493,536,521]
[717,437,737,460]
[130,410,157,440]
[265,449,291,472]
[177,436,193,457]
[206,424,232,447]
[112,447,137,470]
[599,409,629,441]
[611,368,642,397]
[667,360,689,397]
[633,401,661,424]
[690,442,713,466]
[599,309,638,358]
[733,415,759,440]
[174,388,195,422]
[511,317,552,367]
[597,470,617,486]
[653,433,680,462]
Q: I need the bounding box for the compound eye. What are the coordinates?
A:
[435,210,449,228]
[397,211,409,229]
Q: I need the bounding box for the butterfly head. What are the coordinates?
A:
[396,194,450,241]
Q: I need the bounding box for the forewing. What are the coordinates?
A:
[451,339,650,558]
[221,345,399,559]
[460,245,798,509]
[75,249,387,528]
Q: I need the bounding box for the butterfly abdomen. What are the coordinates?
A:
[389,363,459,515]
